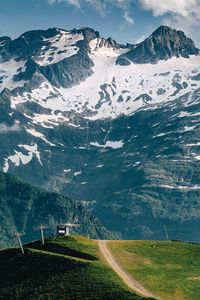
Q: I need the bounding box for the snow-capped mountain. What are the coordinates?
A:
[1,26,200,121]
[1,25,200,241]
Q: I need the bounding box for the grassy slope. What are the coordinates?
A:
[108,240,200,300]
[0,236,146,300]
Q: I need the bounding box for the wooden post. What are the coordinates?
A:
[40,227,45,245]
[35,225,48,245]
[13,233,25,254]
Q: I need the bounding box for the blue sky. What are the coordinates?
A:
[0,0,199,45]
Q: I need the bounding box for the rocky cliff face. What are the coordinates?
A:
[116,26,199,65]
[0,25,200,241]
[0,27,123,89]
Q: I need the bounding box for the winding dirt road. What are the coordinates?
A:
[98,240,162,300]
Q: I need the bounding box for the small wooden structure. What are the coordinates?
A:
[57,223,80,236]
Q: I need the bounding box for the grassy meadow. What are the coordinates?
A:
[108,240,200,300]
[0,236,146,300]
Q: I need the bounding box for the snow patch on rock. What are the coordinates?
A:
[3,143,42,173]
[34,30,84,66]
[90,140,124,149]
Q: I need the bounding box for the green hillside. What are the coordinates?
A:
[0,236,147,300]
[0,172,115,249]
[107,240,200,300]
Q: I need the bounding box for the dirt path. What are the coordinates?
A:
[98,240,162,300]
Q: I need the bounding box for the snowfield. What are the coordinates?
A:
[34,30,84,66]
[9,49,200,125]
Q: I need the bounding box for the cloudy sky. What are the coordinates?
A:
[0,0,199,45]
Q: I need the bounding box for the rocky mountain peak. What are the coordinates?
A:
[151,25,197,52]
[76,27,100,42]
[152,25,174,36]
[116,25,199,65]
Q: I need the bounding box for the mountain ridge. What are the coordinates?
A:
[116,25,199,65]
[0,25,200,242]
[0,172,116,249]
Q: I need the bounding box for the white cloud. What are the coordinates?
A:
[123,11,134,25]
[139,0,197,17]
[68,0,80,8]
[112,0,134,26]
[48,0,80,8]
[86,0,107,15]
[139,0,200,35]
[47,0,134,25]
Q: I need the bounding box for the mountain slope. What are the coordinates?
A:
[0,236,147,300]
[107,240,200,300]
[0,172,115,248]
[0,25,200,241]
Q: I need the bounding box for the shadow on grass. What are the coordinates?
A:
[25,241,97,261]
